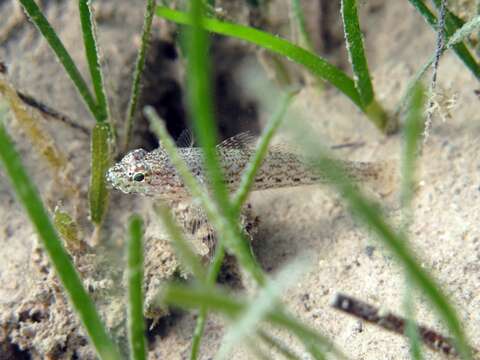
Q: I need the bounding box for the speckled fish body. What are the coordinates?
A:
[106,140,386,199]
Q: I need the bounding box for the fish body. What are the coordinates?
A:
[106,137,388,199]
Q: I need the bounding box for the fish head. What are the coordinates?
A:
[106,148,184,197]
[106,149,152,195]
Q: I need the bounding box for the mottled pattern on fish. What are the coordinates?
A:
[106,134,388,199]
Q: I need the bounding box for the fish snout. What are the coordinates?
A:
[105,164,124,189]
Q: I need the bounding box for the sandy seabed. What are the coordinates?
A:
[0,0,479,359]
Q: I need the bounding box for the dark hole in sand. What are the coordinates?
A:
[0,341,31,360]
[128,37,260,153]
[146,310,184,344]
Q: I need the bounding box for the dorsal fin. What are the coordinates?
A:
[216,131,304,156]
[217,131,258,151]
[176,128,196,148]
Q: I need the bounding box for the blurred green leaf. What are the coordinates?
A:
[123,0,157,151]
[232,90,296,214]
[257,330,302,360]
[401,82,426,360]
[127,215,147,360]
[79,0,109,124]
[53,207,82,250]
[155,203,207,282]
[216,259,308,359]
[89,123,111,225]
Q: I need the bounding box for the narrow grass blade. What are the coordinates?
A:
[17,0,98,119]
[404,287,423,360]
[306,345,326,360]
[290,0,314,52]
[401,83,424,218]
[257,329,302,360]
[267,313,345,359]
[123,0,157,152]
[340,0,374,106]
[89,123,111,225]
[160,284,346,359]
[288,0,325,92]
[340,0,390,132]
[244,337,271,360]
[408,0,480,79]
[53,207,82,250]
[216,259,308,359]
[0,117,120,360]
[190,307,208,360]
[127,215,147,360]
[161,283,240,318]
[447,15,480,47]
[155,203,207,282]
[79,0,109,124]
[285,124,472,359]
[156,6,362,108]
[145,108,265,285]
[407,1,437,32]
[190,235,228,359]
[144,107,216,218]
[232,90,296,214]
[186,0,231,213]
[401,83,426,359]
[162,0,266,291]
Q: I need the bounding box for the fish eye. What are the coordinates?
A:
[132,172,145,182]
